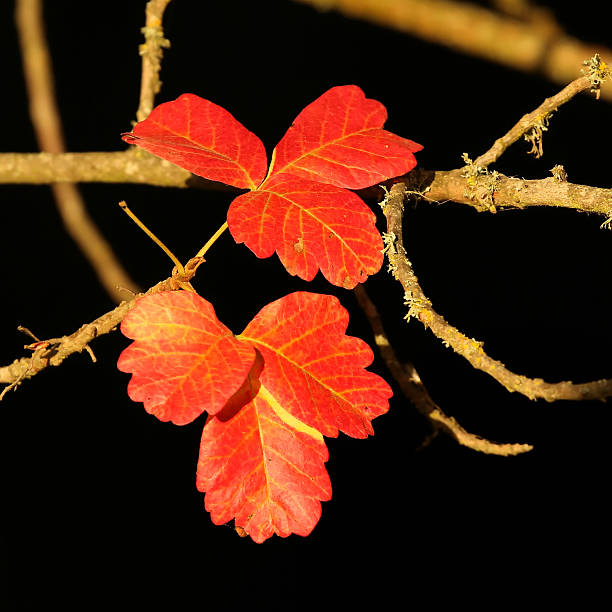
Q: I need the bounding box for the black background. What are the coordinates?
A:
[2,1,612,609]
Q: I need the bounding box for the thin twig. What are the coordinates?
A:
[353,285,532,455]
[0,276,177,389]
[382,182,612,402]
[136,0,173,123]
[474,63,609,169]
[15,0,139,303]
[119,200,186,275]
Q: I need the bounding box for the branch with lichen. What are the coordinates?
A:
[0,150,219,188]
[0,258,203,396]
[136,0,173,123]
[392,63,612,217]
[381,182,612,402]
[376,64,612,403]
[353,284,533,455]
[473,55,609,169]
[404,167,612,216]
[3,150,612,217]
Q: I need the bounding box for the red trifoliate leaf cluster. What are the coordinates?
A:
[118,291,392,542]
[122,85,422,288]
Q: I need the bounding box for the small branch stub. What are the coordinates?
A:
[550,164,568,182]
[582,53,610,100]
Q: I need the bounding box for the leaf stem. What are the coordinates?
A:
[195,221,228,258]
[118,200,185,275]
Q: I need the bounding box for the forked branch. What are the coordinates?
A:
[354,285,533,455]
[382,182,612,402]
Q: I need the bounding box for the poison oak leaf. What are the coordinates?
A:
[266,85,423,188]
[118,290,392,541]
[121,86,421,287]
[121,93,267,189]
[238,291,392,438]
[196,354,332,543]
[117,291,256,425]
[227,175,384,288]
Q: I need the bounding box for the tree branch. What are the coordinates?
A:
[0,150,230,189]
[381,182,612,402]
[136,0,173,123]
[405,168,612,216]
[474,58,609,169]
[15,0,139,302]
[292,0,612,102]
[353,285,533,455]
[0,257,204,394]
[395,66,612,216]
[3,150,612,219]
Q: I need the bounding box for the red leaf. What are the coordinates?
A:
[227,174,384,288]
[122,94,267,189]
[239,291,392,439]
[267,85,423,189]
[117,291,255,425]
[196,355,332,543]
